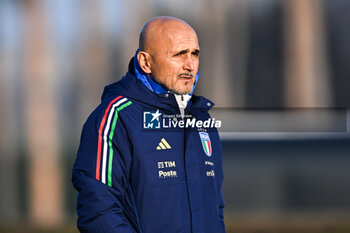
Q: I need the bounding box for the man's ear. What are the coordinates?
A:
[137,51,152,74]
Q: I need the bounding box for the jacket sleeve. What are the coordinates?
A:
[72,103,134,233]
[218,188,226,233]
[216,136,226,233]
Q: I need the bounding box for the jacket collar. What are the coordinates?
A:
[101,57,214,115]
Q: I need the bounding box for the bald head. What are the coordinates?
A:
[137,16,200,95]
[139,16,197,53]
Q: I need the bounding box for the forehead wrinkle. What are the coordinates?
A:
[168,34,199,55]
[161,28,198,56]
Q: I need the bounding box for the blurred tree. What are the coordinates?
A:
[326,0,350,107]
[0,0,21,222]
[23,0,63,227]
[245,0,284,107]
[76,0,111,123]
[284,0,332,107]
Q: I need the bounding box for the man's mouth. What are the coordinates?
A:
[178,73,194,79]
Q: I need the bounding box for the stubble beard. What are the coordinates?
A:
[169,80,194,95]
[150,74,194,95]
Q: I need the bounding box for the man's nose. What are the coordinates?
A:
[183,55,194,71]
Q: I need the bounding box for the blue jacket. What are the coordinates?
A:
[72,58,225,233]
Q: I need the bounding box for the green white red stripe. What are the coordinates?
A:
[102,97,128,184]
[96,96,132,186]
[96,96,122,181]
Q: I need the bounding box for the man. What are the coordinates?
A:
[72,16,225,233]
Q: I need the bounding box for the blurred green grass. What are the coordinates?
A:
[1,218,350,233]
[225,216,350,233]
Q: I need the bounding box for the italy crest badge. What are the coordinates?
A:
[199,132,212,157]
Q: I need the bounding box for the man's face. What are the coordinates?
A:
[148,26,200,95]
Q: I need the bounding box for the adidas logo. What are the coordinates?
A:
[156,138,172,150]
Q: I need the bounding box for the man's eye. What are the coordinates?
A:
[174,52,185,57]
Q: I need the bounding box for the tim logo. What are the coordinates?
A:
[143,109,162,129]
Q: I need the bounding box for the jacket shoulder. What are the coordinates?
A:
[94,95,135,125]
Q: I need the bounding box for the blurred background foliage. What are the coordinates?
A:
[0,0,350,232]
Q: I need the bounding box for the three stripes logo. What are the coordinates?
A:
[157,138,172,150]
